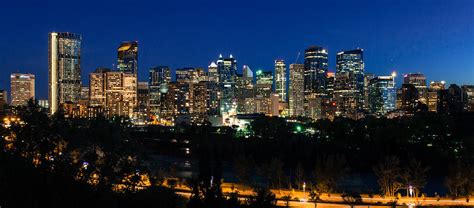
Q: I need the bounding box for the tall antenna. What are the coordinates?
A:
[294,52,301,64]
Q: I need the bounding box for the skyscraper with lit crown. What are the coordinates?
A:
[274,59,287,102]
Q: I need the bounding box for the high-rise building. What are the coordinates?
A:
[137,81,150,114]
[255,70,273,115]
[191,82,208,123]
[363,73,375,110]
[208,62,219,83]
[236,65,254,114]
[0,90,7,111]
[49,32,82,114]
[289,64,304,117]
[368,74,396,114]
[304,46,328,97]
[176,68,195,83]
[462,85,474,112]
[160,82,190,120]
[274,59,287,102]
[117,41,138,75]
[403,73,427,104]
[427,81,445,112]
[217,54,237,115]
[149,66,171,118]
[334,49,365,114]
[10,73,35,106]
[89,69,137,117]
[397,84,419,112]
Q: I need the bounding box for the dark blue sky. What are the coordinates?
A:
[0,0,473,99]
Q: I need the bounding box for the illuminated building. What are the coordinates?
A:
[255,70,273,115]
[176,68,195,83]
[270,93,280,116]
[137,81,150,115]
[236,65,254,114]
[462,85,474,112]
[364,73,375,110]
[403,73,427,104]
[274,59,287,102]
[368,74,396,114]
[217,54,237,115]
[88,69,137,117]
[38,99,49,110]
[191,81,208,123]
[149,66,171,118]
[304,46,328,98]
[79,86,89,106]
[427,81,445,112]
[0,90,7,111]
[49,32,82,114]
[397,84,418,112]
[160,82,190,121]
[326,71,335,98]
[289,64,304,117]
[117,41,138,75]
[208,62,219,83]
[334,49,365,115]
[10,73,35,106]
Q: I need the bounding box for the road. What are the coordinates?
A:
[172,182,474,207]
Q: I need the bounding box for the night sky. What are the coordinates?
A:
[0,0,473,99]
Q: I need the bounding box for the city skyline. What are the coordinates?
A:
[1,0,474,99]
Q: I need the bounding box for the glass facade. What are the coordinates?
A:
[118,41,138,75]
[49,32,82,114]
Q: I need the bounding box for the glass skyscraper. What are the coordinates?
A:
[48,32,82,114]
[368,74,396,114]
[118,41,138,75]
[334,49,365,114]
[217,54,237,115]
[274,59,287,102]
[304,46,328,97]
[149,66,171,117]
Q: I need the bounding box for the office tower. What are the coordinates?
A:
[10,73,35,106]
[289,64,304,117]
[334,49,365,115]
[326,71,335,98]
[403,73,427,104]
[137,81,150,114]
[398,84,419,112]
[193,68,207,83]
[206,81,221,116]
[176,68,195,83]
[461,85,474,112]
[217,54,237,115]
[149,66,171,118]
[274,59,287,102]
[38,99,49,110]
[363,73,375,110]
[304,46,328,97]
[117,41,138,75]
[160,82,190,120]
[368,74,397,114]
[49,32,82,114]
[270,93,280,116]
[427,81,446,112]
[0,90,7,111]
[191,82,208,123]
[88,69,137,117]
[254,70,273,114]
[208,62,219,83]
[235,65,254,114]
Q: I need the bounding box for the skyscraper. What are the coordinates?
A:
[304,46,328,97]
[289,64,304,117]
[0,90,7,111]
[255,70,273,114]
[334,49,365,115]
[217,54,237,115]
[236,65,254,114]
[368,74,396,114]
[49,32,82,114]
[274,59,287,102]
[149,66,171,118]
[428,81,445,112]
[403,73,427,104]
[10,73,35,106]
[118,41,138,75]
[462,85,474,112]
[208,62,219,83]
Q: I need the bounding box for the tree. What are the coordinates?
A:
[445,161,469,198]
[234,154,253,185]
[309,190,321,208]
[341,192,363,208]
[295,162,305,190]
[373,156,403,198]
[401,159,430,197]
[247,187,276,208]
[312,154,349,195]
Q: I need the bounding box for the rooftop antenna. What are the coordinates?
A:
[294,52,301,64]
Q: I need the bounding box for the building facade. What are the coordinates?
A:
[49,32,82,114]
[289,64,304,117]
[10,73,35,106]
[117,41,138,75]
[274,59,287,102]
